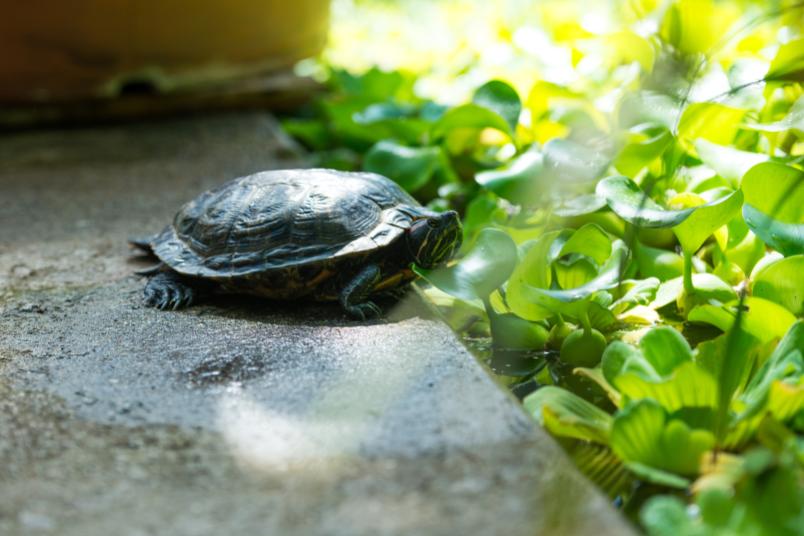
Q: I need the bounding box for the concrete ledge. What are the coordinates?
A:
[0,114,634,535]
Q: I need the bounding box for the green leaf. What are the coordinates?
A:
[743,95,804,134]
[611,399,715,476]
[523,386,612,444]
[673,189,743,254]
[702,316,765,444]
[765,38,804,83]
[688,297,796,344]
[543,138,610,185]
[740,321,804,419]
[587,301,618,331]
[635,242,684,280]
[363,141,446,192]
[650,273,737,310]
[626,463,691,489]
[460,192,508,247]
[751,255,804,315]
[332,67,411,100]
[488,312,549,350]
[616,361,718,413]
[723,221,766,274]
[659,0,738,56]
[352,102,416,123]
[767,379,804,422]
[742,162,804,223]
[617,91,679,130]
[553,194,607,217]
[566,443,633,497]
[601,341,648,385]
[430,103,514,142]
[741,162,804,256]
[472,80,522,132]
[615,128,673,177]
[574,366,622,407]
[281,118,330,150]
[526,81,583,121]
[601,328,707,412]
[698,487,739,528]
[508,240,630,322]
[610,277,661,314]
[475,146,545,202]
[320,99,400,149]
[506,231,562,321]
[351,105,433,145]
[743,205,804,257]
[694,139,768,185]
[639,326,693,376]
[415,228,518,303]
[640,496,694,534]
[678,103,746,147]
[690,274,739,303]
[554,257,598,289]
[597,176,694,228]
[607,29,656,70]
[559,224,612,265]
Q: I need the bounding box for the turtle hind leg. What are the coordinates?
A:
[143,271,203,310]
[339,264,383,320]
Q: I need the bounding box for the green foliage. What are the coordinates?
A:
[611,399,715,477]
[597,176,694,228]
[415,228,517,304]
[741,162,804,256]
[286,0,804,532]
[507,234,628,325]
[475,147,544,201]
[363,141,449,192]
[431,103,516,143]
[694,139,768,185]
[766,39,804,84]
[641,440,804,536]
[472,80,522,132]
[524,385,612,444]
[672,190,743,257]
[560,328,607,367]
[751,255,804,315]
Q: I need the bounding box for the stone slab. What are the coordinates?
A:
[0,113,635,535]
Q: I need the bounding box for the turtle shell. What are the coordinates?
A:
[150,169,426,280]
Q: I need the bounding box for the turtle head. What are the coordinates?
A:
[406,211,462,269]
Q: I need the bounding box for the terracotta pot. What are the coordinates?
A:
[0,0,330,103]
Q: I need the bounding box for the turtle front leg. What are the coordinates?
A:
[143,271,202,310]
[339,265,383,320]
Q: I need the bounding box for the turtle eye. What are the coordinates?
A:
[426,218,439,228]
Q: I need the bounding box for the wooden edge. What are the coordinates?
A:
[0,71,324,131]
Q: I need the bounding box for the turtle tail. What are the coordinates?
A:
[128,235,156,255]
[135,263,165,277]
[128,235,163,275]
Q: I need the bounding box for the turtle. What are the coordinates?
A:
[130,168,462,319]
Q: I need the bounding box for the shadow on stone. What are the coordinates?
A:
[0,113,634,536]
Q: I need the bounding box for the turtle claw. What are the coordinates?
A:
[379,286,409,301]
[347,301,382,320]
[143,272,196,310]
[143,284,164,308]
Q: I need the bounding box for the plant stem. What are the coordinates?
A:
[579,310,592,336]
[683,250,695,294]
[482,297,494,319]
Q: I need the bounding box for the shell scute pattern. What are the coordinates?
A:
[151,169,421,280]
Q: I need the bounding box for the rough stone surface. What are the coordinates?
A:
[0,113,635,535]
